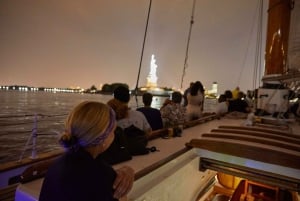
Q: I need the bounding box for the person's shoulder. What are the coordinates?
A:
[137,107,153,112]
[130,109,146,117]
[147,107,161,116]
[136,107,144,112]
[153,107,161,113]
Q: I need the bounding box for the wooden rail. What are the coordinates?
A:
[0,183,18,201]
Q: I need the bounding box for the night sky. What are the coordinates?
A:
[0,0,268,94]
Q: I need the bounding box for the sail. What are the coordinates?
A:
[261,0,300,84]
[288,0,300,71]
[264,0,291,76]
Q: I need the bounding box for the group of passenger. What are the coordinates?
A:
[216,86,251,116]
[158,80,205,129]
[39,86,186,201]
[39,84,252,201]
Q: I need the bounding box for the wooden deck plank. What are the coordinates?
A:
[187,138,300,169]
[201,133,300,152]
[218,125,300,139]
[210,128,300,144]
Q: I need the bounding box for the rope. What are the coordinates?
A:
[180,0,197,90]
[253,0,264,90]
[134,0,152,106]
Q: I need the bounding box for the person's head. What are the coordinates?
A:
[114,86,130,103]
[60,101,116,155]
[190,81,204,96]
[196,81,205,92]
[237,91,245,99]
[142,92,153,106]
[218,94,227,103]
[189,82,194,88]
[172,91,182,104]
[224,90,233,100]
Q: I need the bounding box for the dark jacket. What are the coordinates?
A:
[137,107,163,130]
[39,147,118,201]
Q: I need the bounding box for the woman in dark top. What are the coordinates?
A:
[39,101,134,201]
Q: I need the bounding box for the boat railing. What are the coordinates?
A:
[18,114,219,184]
[1,113,217,182]
[18,114,38,162]
[0,113,68,165]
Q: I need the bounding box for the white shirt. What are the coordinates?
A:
[186,91,204,121]
[117,110,151,132]
[215,102,228,115]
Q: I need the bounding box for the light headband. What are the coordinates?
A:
[79,108,116,147]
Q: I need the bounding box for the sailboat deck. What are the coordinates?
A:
[187,124,300,193]
[11,117,300,200]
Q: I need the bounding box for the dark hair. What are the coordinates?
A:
[218,94,227,103]
[172,91,182,104]
[114,86,130,103]
[238,91,245,99]
[190,81,204,96]
[142,92,153,106]
[224,90,233,99]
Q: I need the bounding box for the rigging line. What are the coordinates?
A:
[135,0,152,102]
[253,0,262,90]
[180,0,197,91]
[254,0,264,90]
[237,0,261,87]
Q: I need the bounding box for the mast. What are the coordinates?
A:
[135,0,152,100]
[256,0,293,116]
[180,0,197,90]
[264,0,292,76]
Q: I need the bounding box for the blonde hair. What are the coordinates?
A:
[60,101,115,148]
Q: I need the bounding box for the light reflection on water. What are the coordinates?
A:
[0,90,216,163]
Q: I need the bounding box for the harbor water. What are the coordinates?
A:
[0,90,217,164]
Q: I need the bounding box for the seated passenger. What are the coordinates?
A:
[215,94,228,116]
[107,86,152,136]
[183,82,194,107]
[231,86,240,99]
[160,91,186,127]
[186,81,205,121]
[137,92,163,131]
[39,101,134,201]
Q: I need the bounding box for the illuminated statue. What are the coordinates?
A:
[146,54,158,87]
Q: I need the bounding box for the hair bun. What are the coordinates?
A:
[59,132,78,148]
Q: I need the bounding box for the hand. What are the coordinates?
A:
[113,166,134,199]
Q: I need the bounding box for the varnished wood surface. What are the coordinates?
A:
[265,0,291,75]
[187,125,300,169]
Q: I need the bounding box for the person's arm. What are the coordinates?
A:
[113,166,134,199]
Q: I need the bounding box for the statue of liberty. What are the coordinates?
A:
[146,54,158,87]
